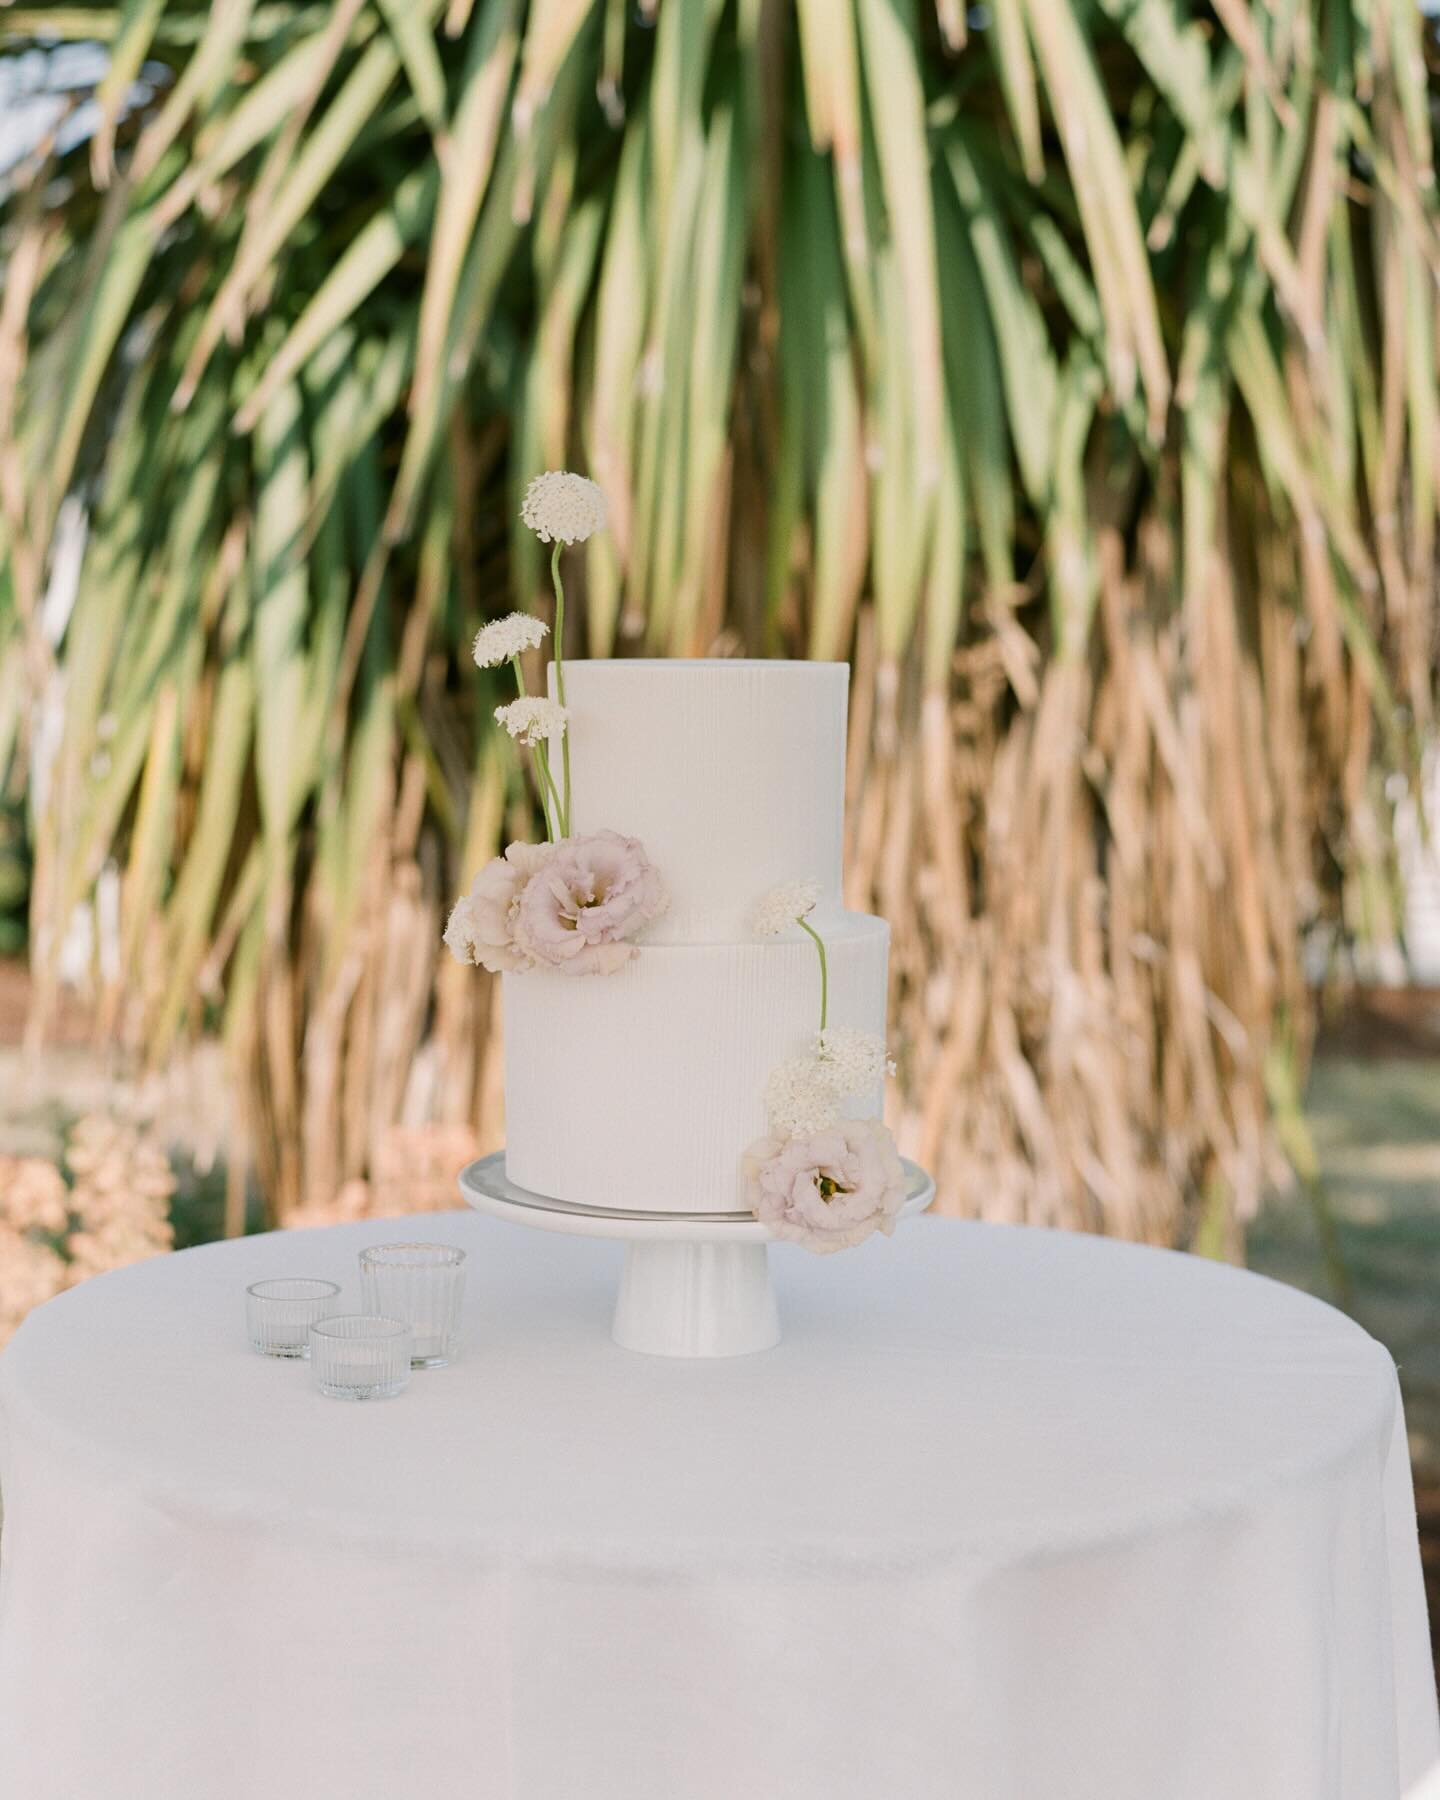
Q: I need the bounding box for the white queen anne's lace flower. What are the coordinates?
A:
[495,697,569,745]
[520,471,608,545]
[763,1056,842,1136]
[750,879,821,938]
[472,612,548,669]
[814,1025,894,1094]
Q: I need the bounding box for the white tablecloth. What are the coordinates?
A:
[0,1210,1434,1799]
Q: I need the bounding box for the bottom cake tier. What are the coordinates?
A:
[503,912,889,1214]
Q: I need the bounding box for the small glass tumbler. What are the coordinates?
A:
[359,1243,467,1369]
[309,1314,412,1401]
[246,1278,341,1358]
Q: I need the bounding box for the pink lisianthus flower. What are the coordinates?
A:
[512,830,667,975]
[444,840,554,974]
[742,1118,906,1254]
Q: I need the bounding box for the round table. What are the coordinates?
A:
[0,1212,1435,1800]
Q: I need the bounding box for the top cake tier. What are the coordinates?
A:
[547,659,848,943]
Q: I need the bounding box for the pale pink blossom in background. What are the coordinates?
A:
[0,1118,175,1343]
[0,1227,67,1339]
[0,1156,67,1234]
[62,1115,174,1285]
[288,1125,483,1228]
[743,1118,906,1253]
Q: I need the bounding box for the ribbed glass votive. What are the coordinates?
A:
[309,1314,413,1401]
[245,1278,341,1358]
[359,1243,467,1369]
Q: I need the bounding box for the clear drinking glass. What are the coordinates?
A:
[309,1314,413,1401]
[246,1278,341,1357]
[359,1243,467,1369]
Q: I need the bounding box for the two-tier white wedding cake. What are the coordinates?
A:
[448,474,906,1255]
[503,660,889,1214]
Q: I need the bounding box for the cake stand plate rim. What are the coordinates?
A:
[458,1150,935,1244]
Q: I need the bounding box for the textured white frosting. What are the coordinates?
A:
[547,659,848,944]
[505,657,887,1214]
[504,914,889,1213]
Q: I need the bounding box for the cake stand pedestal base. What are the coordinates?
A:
[613,1240,780,1359]
[458,1151,935,1360]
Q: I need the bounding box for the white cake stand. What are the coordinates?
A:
[458,1150,936,1359]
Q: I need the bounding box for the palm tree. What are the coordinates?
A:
[0,0,1435,1243]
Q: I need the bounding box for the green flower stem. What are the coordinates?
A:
[533,744,564,844]
[551,541,572,837]
[798,915,829,1031]
[510,653,563,844]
